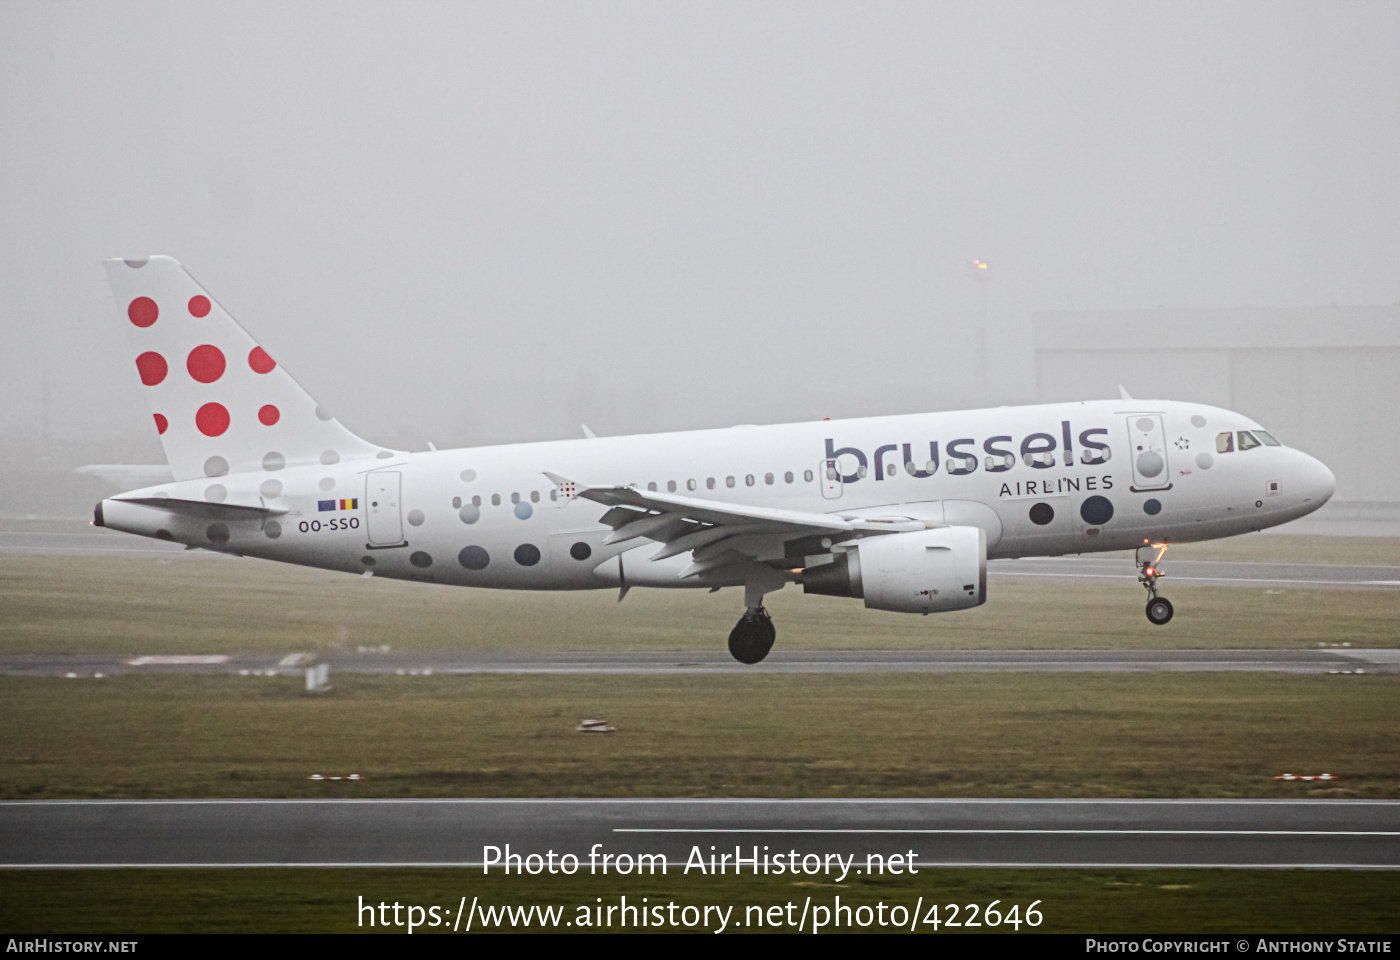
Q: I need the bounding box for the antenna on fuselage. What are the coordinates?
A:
[1117,384,1134,400]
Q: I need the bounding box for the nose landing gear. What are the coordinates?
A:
[1138,542,1174,625]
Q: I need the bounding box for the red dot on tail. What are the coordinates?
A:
[188,295,211,318]
[135,351,168,386]
[248,346,276,374]
[187,344,226,383]
[195,402,230,437]
[258,404,280,426]
[128,297,158,327]
[154,413,168,434]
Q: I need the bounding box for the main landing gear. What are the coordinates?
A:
[1137,542,1174,625]
[728,607,776,664]
[727,568,787,663]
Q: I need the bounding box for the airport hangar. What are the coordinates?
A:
[1032,301,1400,522]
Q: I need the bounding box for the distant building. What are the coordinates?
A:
[1032,304,1400,504]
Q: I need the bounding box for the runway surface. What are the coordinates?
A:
[3,798,1396,869]
[3,647,1397,676]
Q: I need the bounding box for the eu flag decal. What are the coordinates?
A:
[318,500,335,512]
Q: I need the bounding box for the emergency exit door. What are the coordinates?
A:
[820,459,843,499]
[366,471,404,545]
[1126,415,1171,491]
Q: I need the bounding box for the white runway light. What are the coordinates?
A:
[577,719,615,733]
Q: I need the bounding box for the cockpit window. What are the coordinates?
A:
[1216,432,1234,454]
[1253,430,1281,446]
[1237,430,1262,451]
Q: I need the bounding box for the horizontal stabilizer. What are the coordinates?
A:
[114,497,289,521]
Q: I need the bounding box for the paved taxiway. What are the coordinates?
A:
[3,648,1398,676]
[2,799,1395,869]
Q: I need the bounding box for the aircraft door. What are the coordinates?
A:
[820,459,842,499]
[1126,415,1171,491]
[365,471,404,545]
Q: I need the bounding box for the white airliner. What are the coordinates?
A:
[94,256,1336,663]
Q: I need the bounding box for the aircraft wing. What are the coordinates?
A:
[544,472,925,577]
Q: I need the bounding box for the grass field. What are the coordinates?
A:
[3,672,1396,799]
[2,531,1397,656]
[3,529,1397,934]
[4,866,1398,934]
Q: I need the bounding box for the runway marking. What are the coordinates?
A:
[3,862,1397,871]
[5,797,1399,806]
[125,655,230,665]
[615,829,1400,836]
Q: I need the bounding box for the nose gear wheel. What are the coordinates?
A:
[1137,542,1173,625]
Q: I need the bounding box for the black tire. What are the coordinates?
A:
[1146,596,1174,625]
[728,614,776,664]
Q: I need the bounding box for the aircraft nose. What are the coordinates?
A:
[1298,452,1336,507]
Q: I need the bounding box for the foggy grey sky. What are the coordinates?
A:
[2,1,1397,458]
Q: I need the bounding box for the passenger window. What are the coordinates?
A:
[706,478,716,490]
[765,473,774,485]
[1216,432,1234,454]
[785,471,794,484]
[1237,431,1261,451]
[511,492,520,504]
[804,469,814,482]
[491,494,501,506]
[667,481,677,493]
[549,490,557,502]
[1254,430,1281,446]
[472,495,482,507]
[530,490,540,503]
[745,474,755,486]
[687,479,697,491]
[647,482,657,492]
[452,496,461,509]
[726,476,735,488]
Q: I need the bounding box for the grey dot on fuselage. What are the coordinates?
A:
[458,504,481,524]
[1196,452,1214,470]
[1136,452,1165,477]
[315,407,333,421]
[1191,415,1207,428]
[206,522,230,544]
[260,479,283,498]
[460,469,477,482]
[262,452,285,471]
[264,520,282,539]
[320,450,340,465]
[319,477,335,491]
[204,456,229,477]
[1136,418,1155,432]
[376,451,394,459]
[204,484,227,503]
[407,509,425,526]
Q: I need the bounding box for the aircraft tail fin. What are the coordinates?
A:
[103,256,393,481]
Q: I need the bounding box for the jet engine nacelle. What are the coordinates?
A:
[803,525,987,614]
